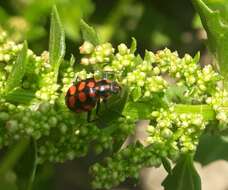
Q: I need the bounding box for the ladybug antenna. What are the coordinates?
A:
[73,76,80,85]
[102,71,114,80]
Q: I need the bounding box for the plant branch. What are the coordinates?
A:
[174,104,215,121]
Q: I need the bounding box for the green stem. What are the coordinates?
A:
[0,138,30,176]
[174,104,216,121]
[27,139,37,190]
[174,103,228,120]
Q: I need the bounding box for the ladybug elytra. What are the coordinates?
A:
[65,77,121,118]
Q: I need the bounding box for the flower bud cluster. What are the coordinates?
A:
[35,71,60,104]
[0,38,22,62]
[0,101,103,163]
[0,99,134,164]
[91,144,161,189]
[0,33,59,103]
[186,64,221,101]
[79,43,221,103]
[110,43,135,73]
[78,42,168,101]
[148,107,207,157]
[59,58,77,94]
[34,51,55,102]
[80,41,114,65]
[90,106,207,189]
[37,121,99,163]
[206,88,228,130]
[148,49,221,101]
[122,63,167,99]
[0,30,54,94]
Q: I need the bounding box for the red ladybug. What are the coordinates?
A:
[65,77,121,121]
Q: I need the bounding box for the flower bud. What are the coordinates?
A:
[79,41,94,54]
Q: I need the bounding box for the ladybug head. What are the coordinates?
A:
[110,81,121,94]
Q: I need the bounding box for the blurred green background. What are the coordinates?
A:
[0,0,205,57]
[0,0,225,190]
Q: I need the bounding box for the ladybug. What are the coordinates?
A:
[65,77,121,121]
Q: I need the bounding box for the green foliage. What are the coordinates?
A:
[80,20,100,45]
[162,154,201,190]
[192,0,228,81]
[0,0,93,42]
[123,101,154,120]
[161,157,172,175]
[1,1,228,190]
[0,139,29,176]
[4,42,28,94]
[195,134,228,165]
[0,0,200,56]
[203,0,228,23]
[49,6,65,75]
[130,37,137,54]
[15,140,37,190]
[0,16,227,188]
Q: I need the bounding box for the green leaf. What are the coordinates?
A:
[131,86,142,102]
[5,42,28,93]
[69,54,75,67]
[193,51,200,63]
[162,154,201,190]
[195,134,228,165]
[5,89,36,104]
[80,19,100,45]
[32,164,54,190]
[130,37,137,53]
[201,0,228,24]
[164,85,190,104]
[123,92,167,120]
[0,139,29,176]
[96,87,128,125]
[192,0,228,80]
[49,6,65,74]
[123,101,153,120]
[162,157,172,175]
[144,50,155,62]
[15,139,37,190]
[135,54,143,65]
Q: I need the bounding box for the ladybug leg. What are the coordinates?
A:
[87,110,99,123]
[87,111,92,122]
[103,98,108,109]
[73,76,81,85]
[102,72,108,80]
[102,71,114,80]
[96,99,101,115]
